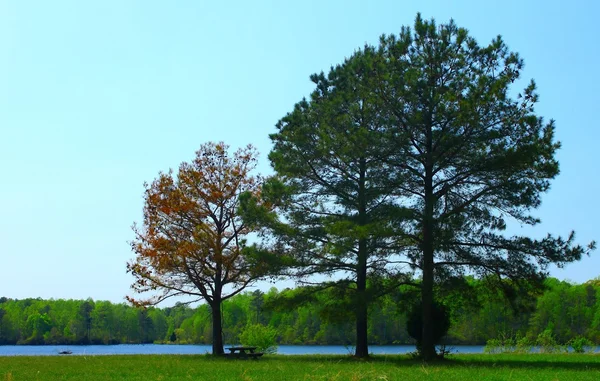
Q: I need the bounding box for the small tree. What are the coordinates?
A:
[127,142,275,355]
[239,324,278,354]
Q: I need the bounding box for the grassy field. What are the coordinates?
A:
[1,353,600,381]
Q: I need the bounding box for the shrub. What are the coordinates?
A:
[536,329,564,353]
[239,324,278,354]
[515,333,534,354]
[406,302,450,356]
[483,338,503,354]
[484,332,515,354]
[569,336,594,353]
[484,332,532,354]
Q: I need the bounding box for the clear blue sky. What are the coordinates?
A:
[0,0,598,303]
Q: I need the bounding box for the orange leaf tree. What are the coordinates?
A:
[127,142,272,355]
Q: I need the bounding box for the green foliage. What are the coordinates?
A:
[483,338,504,354]
[1,277,600,348]
[239,324,278,354]
[406,302,450,353]
[250,30,418,357]
[372,13,595,359]
[241,13,595,360]
[569,336,594,353]
[483,332,533,354]
[515,334,535,354]
[536,329,564,353]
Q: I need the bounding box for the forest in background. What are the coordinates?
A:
[1,276,599,347]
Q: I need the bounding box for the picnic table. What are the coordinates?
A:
[225,346,264,359]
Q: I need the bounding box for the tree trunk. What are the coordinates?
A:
[421,118,436,361]
[421,188,435,360]
[354,157,369,358]
[355,238,369,358]
[421,239,435,360]
[211,300,224,355]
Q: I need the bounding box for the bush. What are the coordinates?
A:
[406,302,450,356]
[569,336,594,353]
[483,338,503,354]
[484,332,532,354]
[536,329,564,353]
[239,324,278,354]
[484,332,515,354]
[515,334,534,354]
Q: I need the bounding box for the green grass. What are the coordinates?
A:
[1,353,600,380]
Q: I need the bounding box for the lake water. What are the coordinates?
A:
[0,344,486,356]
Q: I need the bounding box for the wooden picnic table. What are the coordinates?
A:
[227,346,257,354]
[225,346,263,359]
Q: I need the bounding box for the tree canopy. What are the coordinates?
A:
[121,14,595,360]
[243,14,594,359]
[127,141,272,355]
[242,47,415,358]
[372,14,594,359]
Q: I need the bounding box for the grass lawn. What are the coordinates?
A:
[1,353,600,380]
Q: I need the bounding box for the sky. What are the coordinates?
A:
[0,0,598,304]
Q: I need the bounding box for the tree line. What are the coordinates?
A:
[2,277,599,346]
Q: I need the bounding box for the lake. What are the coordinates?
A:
[0,344,486,356]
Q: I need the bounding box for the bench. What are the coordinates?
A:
[224,346,264,359]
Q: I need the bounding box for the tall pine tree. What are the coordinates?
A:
[375,14,594,359]
[246,49,414,358]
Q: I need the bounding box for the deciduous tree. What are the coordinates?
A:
[127,142,272,355]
